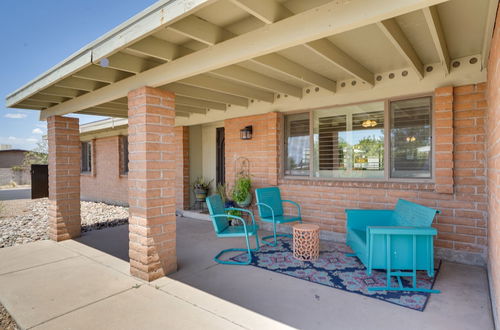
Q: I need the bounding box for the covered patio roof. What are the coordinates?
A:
[5,0,498,124]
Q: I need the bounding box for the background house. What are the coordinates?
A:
[0,149,30,185]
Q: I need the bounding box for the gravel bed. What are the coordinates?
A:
[0,199,128,248]
[0,303,18,330]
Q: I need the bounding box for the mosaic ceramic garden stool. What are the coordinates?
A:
[293,224,320,261]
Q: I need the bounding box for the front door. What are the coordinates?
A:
[216,127,225,185]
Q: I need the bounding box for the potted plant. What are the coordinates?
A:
[217,183,240,225]
[193,177,213,201]
[231,174,252,207]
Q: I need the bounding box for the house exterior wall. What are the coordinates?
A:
[225,84,488,266]
[80,136,128,205]
[486,4,500,325]
[0,150,26,168]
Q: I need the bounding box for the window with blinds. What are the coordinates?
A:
[312,102,385,179]
[284,113,310,176]
[390,97,432,178]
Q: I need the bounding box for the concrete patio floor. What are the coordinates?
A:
[0,217,494,330]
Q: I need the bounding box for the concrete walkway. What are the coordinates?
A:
[0,218,494,330]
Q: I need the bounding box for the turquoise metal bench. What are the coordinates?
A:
[255,187,302,246]
[206,194,260,265]
[346,199,440,293]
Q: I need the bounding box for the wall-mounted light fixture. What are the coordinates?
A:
[240,125,253,140]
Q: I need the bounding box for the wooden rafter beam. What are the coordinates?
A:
[29,94,68,103]
[55,77,107,91]
[103,53,157,74]
[422,6,450,74]
[230,0,291,24]
[176,95,226,111]
[127,36,180,62]
[164,83,249,107]
[181,75,275,102]
[168,15,232,46]
[212,66,302,98]
[73,65,132,83]
[177,104,207,114]
[253,54,336,92]
[377,19,424,79]
[39,86,84,98]
[305,39,374,85]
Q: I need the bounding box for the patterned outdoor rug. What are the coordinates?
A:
[232,237,440,311]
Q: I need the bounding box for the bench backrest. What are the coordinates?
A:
[255,187,284,218]
[392,199,439,227]
[206,195,229,234]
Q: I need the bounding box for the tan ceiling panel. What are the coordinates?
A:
[396,10,439,64]
[195,0,251,27]
[438,0,490,59]
[328,24,409,74]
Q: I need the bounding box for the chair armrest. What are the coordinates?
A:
[256,203,275,219]
[345,209,393,230]
[211,214,248,231]
[367,226,437,236]
[225,207,257,226]
[282,200,301,217]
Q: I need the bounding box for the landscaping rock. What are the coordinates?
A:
[0,199,129,248]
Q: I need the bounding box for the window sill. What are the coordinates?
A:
[279,176,435,191]
[119,173,128,178]
[81,172,93,177]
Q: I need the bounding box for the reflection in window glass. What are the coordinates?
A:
[285,113,310,176]
[390,97,432,178]
[313,102,385,179]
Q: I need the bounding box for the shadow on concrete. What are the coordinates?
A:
[75,225,129,262]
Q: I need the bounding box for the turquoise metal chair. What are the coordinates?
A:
[346,199,440,293]
[206,194,260,265]
[255,187,302,246]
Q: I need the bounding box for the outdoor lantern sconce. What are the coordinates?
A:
[240,126,253,140]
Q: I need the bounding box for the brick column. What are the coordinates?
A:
[128,86,177,281]
[434,86,454,194]
[267,112,280,186]
[47,116,81,241]
[175,126,189,211]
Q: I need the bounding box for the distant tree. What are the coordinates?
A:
[22,140,48,167]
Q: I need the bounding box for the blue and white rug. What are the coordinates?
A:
[232,237,440,311]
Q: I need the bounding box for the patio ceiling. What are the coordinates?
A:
[5,0,498,121]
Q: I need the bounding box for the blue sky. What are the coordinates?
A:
[0,0,157,150]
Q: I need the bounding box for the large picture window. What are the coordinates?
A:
[284,96,432,181]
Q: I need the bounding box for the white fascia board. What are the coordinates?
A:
[80,118,129,133]
[6,0,215,108]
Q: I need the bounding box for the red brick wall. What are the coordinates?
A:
[225,85,488,265]
[80,136,128,205]
[486,4,500,322]
[175,126,190,210]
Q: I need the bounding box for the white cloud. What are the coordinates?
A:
[0,136,39,150]
[32,128,44,134]
[4,113,27,119]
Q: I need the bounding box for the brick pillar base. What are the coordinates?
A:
[128,86,177,281]
[47,116,81,241]
[175,126,189,211]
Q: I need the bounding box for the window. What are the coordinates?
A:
[81,141,92,173]
[285,113,310,176]
[283,96,432,181]
[313,102,384,179]
[390,97,432,179]
[120,136,129,174]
